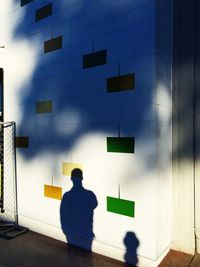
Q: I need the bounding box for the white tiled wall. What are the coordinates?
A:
[0,1,172,266]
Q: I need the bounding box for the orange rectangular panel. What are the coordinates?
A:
[44,185,62,200]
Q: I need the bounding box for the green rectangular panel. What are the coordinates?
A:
[44,36,62,53]
[83,50,107,68]
[107,196,135,217]
[107,137,134,153]
[107,74,135,93]
[36,101,52,113]
[35,4,52,22]
[15,137,29,148]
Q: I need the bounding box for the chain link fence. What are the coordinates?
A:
[0,121,17,225]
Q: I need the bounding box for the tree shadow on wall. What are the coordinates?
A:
[124,232,139,266]
[12,0,156,163]
[60,168,98,251]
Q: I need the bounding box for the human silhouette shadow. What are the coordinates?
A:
[60,168,98,251]
[124,232,140,266]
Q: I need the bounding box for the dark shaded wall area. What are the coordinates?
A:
[172,0,200,252]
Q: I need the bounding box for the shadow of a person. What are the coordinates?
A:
[124,232,140,266]
[60,168,98,251]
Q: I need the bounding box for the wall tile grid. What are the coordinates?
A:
[15,0,156,204]
[155,2,171,107]
[6,0,171,262]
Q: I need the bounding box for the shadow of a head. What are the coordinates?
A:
[71,168,83,187]
[71,168,83,178]
[124,232,139,266]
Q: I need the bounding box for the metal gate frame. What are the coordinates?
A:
[0,121,28,238]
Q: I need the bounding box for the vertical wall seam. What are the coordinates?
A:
[193,0,197,254]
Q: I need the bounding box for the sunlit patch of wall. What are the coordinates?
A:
[0,1,40,125]
[73,132,157,259]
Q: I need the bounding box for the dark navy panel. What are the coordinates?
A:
[44,36,62,53]
[83,50,107,68]
[21,0,34,7]
[107,74,135,93]
[35,4,52,22]
[15,137,29,148]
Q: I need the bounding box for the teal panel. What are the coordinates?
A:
[107,196,135,217]
[36,101,53,113]
[107,137,134,153]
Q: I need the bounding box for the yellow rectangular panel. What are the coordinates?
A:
[44,185,62,200]
[62,163,83,176]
